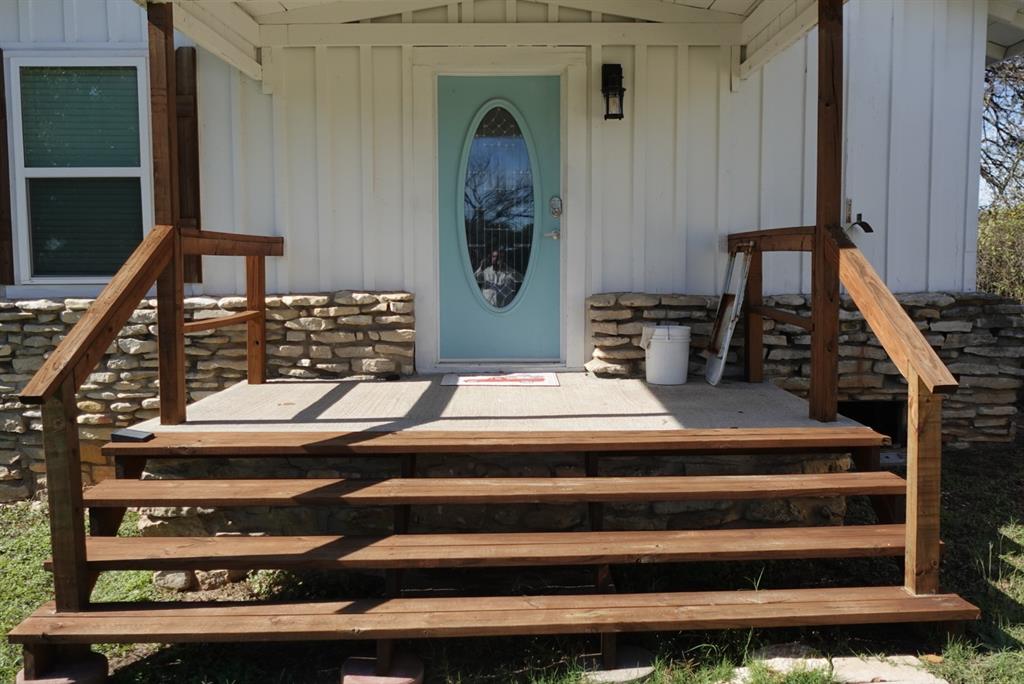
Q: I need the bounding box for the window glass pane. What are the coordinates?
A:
[29,178,143,276]
[20,66,140,168]
[464,106,535,310]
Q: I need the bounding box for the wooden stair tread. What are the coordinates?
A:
[101,426,889,457]
[59,525,907,571]
[8,587,979,643]
[83,472,906,507]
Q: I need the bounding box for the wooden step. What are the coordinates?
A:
[83,472,906,507]
[101,426,890,458]
[8,587,979,644]
[55,525,907,572]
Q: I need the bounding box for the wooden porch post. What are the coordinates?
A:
[42,377,90,611]
[809,0,842,422]
[148,2,186,425]
[905,370,943,594]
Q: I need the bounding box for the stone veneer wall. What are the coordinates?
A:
[586,291,1024,448]
[0,292,414,502]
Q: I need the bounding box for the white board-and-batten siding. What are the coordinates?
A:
[0,0,985,299]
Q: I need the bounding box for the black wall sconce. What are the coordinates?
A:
[601,64,625,120]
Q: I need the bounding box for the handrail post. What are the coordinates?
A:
[157,229,186,424]
[905,370,943,594]
[810,0,842,422]
[246,255,267,384]
[744,247,763,383]
[43,376,89,611]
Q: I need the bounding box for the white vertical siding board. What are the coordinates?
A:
[372,46,404,290]
[284,48,320,293]
[588,43,604,294]
[329,47,365,288]
[229,69,248,296]
[104,0,120,42]
[599,44,632,292]
[270,50,292,293]
[30,0,65,43]
[62,0,78,43]
[642,46,676,294]
[195,50,239,295]
[359,45,376,289]
[685,46,720,295]
[315,46,335,293]
[886,0,933,293]
[76,0,111,43]
[714,45,729,293]
[631,44,647,293]
[18,0,34,42]
[672,44,689,296]
[718,47,761,293]
[0,2,20,43]
[411,64,436,363]
[844,0,893,283]
[401,46,415,291]
[799,32,815,294]
[565,61,587,364]
[927,0,970,292]
[758,39,804,295]
[962,0,986,291]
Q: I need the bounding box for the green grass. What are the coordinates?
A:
[0,502,162,682]
[1,438,1022,683]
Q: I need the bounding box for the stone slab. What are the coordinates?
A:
[341,654,423,684]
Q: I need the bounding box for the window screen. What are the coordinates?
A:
[18,65,144,278]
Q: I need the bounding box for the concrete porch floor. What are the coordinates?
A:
[134,374,862,433]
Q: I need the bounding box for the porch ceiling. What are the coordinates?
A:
[160,0,821,84]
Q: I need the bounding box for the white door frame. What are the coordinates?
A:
[411,47,588,374]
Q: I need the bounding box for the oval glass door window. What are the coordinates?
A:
[463,105,535,310]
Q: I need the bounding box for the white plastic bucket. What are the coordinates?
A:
[643,325,691,385]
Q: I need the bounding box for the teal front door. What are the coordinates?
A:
[438,76,561,362]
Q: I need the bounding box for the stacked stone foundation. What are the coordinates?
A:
[586,291,1024,449]
[0,292,414,502]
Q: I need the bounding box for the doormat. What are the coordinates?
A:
[441,373,560,387]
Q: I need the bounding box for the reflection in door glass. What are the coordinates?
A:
[464,106,534,309]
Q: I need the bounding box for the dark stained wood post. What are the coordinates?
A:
[43,377,90,611]
[246,256,267,384]
[744,248,764,383]
[149,2,187,424]
[176,46,203,283]
[810,0,843,422]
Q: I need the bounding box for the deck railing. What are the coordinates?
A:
[17,224,283,611]
[732,228,958,596]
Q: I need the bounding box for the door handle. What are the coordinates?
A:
[544,230,561,241]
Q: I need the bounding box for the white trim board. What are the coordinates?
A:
[410,47,588,374]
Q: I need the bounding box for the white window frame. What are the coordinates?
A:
[6,55,153,286]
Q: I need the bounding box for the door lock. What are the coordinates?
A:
[544,230,561,241]
[549,196,563,218]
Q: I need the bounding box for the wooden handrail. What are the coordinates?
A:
[182,229,284,257]
[728,226,814,253]
[20,225,176,405]
[838,246,957,395]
